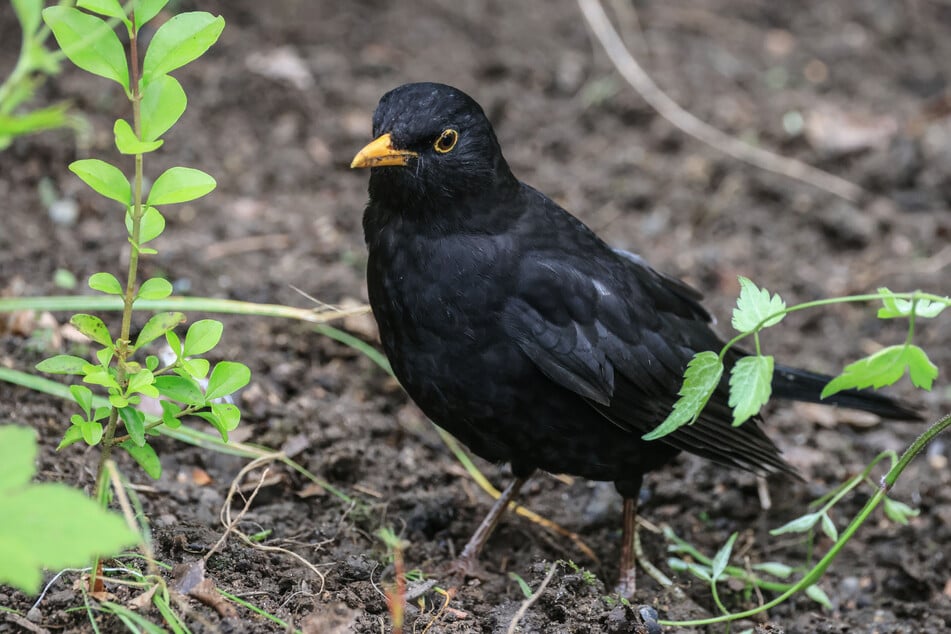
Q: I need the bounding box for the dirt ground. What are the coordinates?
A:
[2,1,951,632]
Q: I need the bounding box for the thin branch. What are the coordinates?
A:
[506,562,560,634]
[577,0,866,202]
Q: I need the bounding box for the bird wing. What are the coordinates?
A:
[501,250,793,475]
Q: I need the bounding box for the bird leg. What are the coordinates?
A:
[616,496,638,596]
[450,477,527,577]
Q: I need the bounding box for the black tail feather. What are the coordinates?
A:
[771,364,922,421]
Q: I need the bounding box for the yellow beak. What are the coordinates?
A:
[350,133,418,168]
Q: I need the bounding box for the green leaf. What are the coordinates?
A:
[80,420,104,445]
[126,368,158,397]
[140,75,187,141]
[57,425,85,450]
[118,407,146,447]
[147,166,216,205]
[70,314,113,348]
[0,426,140,595]
[805,584,832,609]
[36,354,88,375]
[114,118,163,154]
[182,358,209,379]
[204,361,251,401]
[89,271,123,295]
[137,277,173,300]
[108,393,128,408]
[643,351,723,440]
[882,497,920,526]
[732,276,786,333]
[96,346,114,367]
[42,7,130,92]
[126,206,166,244]
[13,0,43,35]
[141,12,225,82]
[120,440,161,479]
[77,0,129,26]
[211,401,240,431]
[70,384,94,419]
[69,159,130,205]
[134,311,185,349]
[822,344,938,398]
[183,319,223,357]
[819,513,838,541]
[769,512,820,536]
[160,400,182,428]
[133,0,169,31]
[154,375,204,406]
[711,532,738,582]
[0,426,37,490]
[146,355,159,371]
[165,329,182,357]
[751,562,793,579]
[728,355,774,426]
[877,288,948,320]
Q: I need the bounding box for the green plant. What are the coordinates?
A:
[646,279,950,627]
[0,425,139,594]
[0,0,88,149]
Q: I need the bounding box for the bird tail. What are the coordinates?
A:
[770,364,922,420]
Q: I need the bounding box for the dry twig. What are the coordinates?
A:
[577,0,866,202]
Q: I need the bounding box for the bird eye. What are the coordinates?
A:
[433,129,459,154]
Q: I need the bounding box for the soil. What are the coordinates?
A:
[2,1,950,632]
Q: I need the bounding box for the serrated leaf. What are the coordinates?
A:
[134,311,185,349]
[118,407,146,447]
[882,497,920,526]
[141,12,224,82]
[70,314,113,347]
[69,159,130,205]
[751,562,793,578]
[820,513,838,541]
[147,166,216,205]
[57,425,85,450]
[204,361,251,401]
[643,351,723,440]
[125,206,160,244]
[769,512,820,536]
[137,277,172,300]
[133,0,168,28]
[69,384,94,419]
[822,344,937,398]
[729,355,774,426]
[89,271,123,295]
[805,584,832,609]
[114,118,163,154]
[42,7,129,92]
[140,75,186,141]
[154,375,204,406]
[877,288,948,320]
[36,354,88,375]
[711,532,738,581]
[732,276,786,333]
[120,440,161,479]
[183,319,222,357]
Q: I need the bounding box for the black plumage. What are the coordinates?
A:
[351,82,918,588]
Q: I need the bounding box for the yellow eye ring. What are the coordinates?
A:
[434,129,459,154]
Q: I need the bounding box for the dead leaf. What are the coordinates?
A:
[805,105,898,156]
[191,468,213,486]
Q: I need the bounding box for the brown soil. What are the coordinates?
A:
[2,1,950,632]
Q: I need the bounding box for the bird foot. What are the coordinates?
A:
[438,555,493,589]
[614,566,637,598]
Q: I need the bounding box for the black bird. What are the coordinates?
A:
[350,82,918,592]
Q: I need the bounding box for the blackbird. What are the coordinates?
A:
[350,82,918,592]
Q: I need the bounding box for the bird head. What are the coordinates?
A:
[351,83,515,210]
